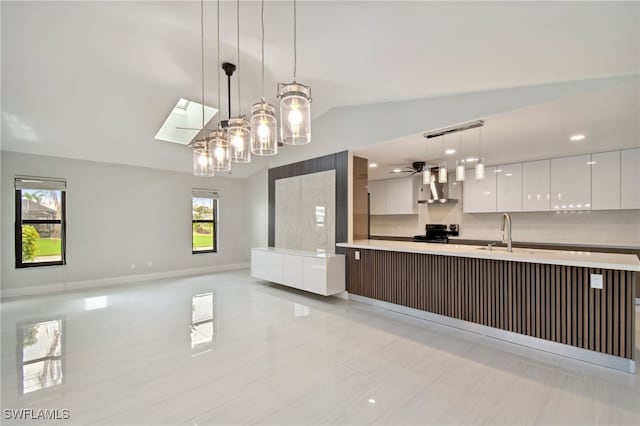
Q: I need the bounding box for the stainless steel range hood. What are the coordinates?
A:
[417,167,458,204]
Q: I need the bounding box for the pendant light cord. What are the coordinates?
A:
[293,0,297,81]
[216,0,221,128]
[236,0,241,116]
[201,0,205,128]
[261,0,265,99]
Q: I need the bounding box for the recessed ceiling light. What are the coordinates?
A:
[369,163,378,168]
[495,169,503,173]
[505,173,513,177]
[465,157,477,162]
[392,168,402,173]
[445,149,456,155]
[570,134,585,141]
[586,161,597,165]
[368,399,376,404]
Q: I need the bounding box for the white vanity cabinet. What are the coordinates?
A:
[368,176,418,215]
[621,148,640,209]
[251,248,345,296]
[591,151,621,210]
[496,163,522,212]
[463,166,497,213]
[522,160,550,211]
[550,155,591,211]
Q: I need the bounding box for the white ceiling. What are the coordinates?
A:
[362,78,640,180]
[2,1,639,177]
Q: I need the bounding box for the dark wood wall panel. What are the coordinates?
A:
[268,151,349,253]
[346,248,636,360]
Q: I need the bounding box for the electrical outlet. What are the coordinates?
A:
[147,260,153,268]
[130,263,136,270]
[355,251,360,261]
[590,273,603,289]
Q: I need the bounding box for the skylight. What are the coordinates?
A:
[155,98,218,145]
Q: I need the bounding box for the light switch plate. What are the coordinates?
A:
[590,273,603,289]
[355,251,360,260]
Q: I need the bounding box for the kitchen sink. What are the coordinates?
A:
[475,247,537,255]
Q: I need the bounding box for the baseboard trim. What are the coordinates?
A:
[0,263,250,299]
[349,293,636,374]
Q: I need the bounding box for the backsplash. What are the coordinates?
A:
[370,202,640,246]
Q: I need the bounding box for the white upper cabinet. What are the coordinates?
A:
[496,163,522,212]
[621,148,640,209]
[522,160,550,211]
[463,166,497,213]
[550,155,591,211]
[368,180,386,215]
[591,151,621,210]
[368,176,418,215]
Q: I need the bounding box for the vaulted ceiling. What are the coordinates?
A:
[2,1,638,177]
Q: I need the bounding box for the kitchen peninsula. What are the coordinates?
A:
[337,239,639,372]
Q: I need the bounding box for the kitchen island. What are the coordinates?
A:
[337,240,639,372]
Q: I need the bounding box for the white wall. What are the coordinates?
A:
[370,200,640,247]
[245,167,268,249]
[1,152,249,293]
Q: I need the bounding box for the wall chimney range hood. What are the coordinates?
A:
[418,167,457,204]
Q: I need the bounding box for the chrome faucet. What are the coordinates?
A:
[501,213,513,252]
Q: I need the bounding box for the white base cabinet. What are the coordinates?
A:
[251,248,345,296]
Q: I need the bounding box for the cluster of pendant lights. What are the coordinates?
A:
[421,127,485,185]
[193,0,311,177]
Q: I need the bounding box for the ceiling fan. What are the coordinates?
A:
[390,161,427,175]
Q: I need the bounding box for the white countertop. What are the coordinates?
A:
[251,247,344,258]
[336,240,640,271]
[447,236,640,250]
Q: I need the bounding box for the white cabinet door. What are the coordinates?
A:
[522,160,550,211]
[250,249,269,280]
[550,155,591,211]
[463,166,497,213]
[283,254,304,289]
[303,257,327,295]
[496,163,522,212]
[368,180,386,215]
[621,148,640,209]
[385,177,418,215]
[267,253,284,284]
[591,151,621,210]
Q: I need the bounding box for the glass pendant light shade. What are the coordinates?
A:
[422,168,431,185]
[456,160,465,181]
[475,158,485,180]
[438,163,448,183]
[228,117,251,163]
[250,101,278,155]
[192,141,215,177]
[278,82,311,145]
[209,128,230,172]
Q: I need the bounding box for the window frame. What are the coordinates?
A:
[15,180,67,269]
[191,191,218,254]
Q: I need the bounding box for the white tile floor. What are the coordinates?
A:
[1,269,639,425]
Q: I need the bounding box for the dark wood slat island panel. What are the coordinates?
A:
[346,248,636,360]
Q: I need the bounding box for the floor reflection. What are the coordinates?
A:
[19,319,64,394]
[191,292,216,352]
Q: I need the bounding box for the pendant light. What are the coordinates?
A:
[192,0,214,177]
[475,127,485,180]
[439,135,448,183]
[278,0,312,145]
[228,0,251,163]
[422,138,431,185]
[250,0,278,156]
[210,0,230,172]
[456,131,465,181]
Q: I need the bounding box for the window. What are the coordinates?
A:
[15,177,66,268]
[192,189,218,253]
